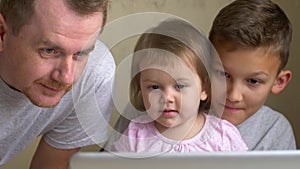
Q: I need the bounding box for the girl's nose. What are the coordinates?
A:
[163,87,176,103]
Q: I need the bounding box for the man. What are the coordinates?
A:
[0,0,115,168]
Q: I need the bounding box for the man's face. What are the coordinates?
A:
[212,42,282,125]
[0,0,103,107]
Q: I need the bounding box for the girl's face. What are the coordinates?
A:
[139,58,208,134]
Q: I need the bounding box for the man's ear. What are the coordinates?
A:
[0,13,7,52]
[271,70,292,95]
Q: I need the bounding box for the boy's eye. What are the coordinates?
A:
[214,69,229,78]
[247,78,261,85]
[221,72,229,78]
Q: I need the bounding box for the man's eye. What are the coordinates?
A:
[40,48,58,58]
[77,51,86,56]
[44,48,57,55]
[73,51,88,61]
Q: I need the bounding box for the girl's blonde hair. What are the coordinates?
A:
[130,19,217,113]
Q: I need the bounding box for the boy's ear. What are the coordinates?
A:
[271,70,292,95]
[0,13,7,52]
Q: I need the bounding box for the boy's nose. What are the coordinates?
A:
[227,83,243,102]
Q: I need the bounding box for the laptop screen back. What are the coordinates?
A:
[70,151,300,169]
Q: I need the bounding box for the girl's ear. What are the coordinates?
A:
[271,70,292,95]
[200,90,208,101]
[0,13,8,52]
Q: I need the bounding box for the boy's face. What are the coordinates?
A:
[212,42,286,125]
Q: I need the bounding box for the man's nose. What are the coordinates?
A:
[51,56,75,85]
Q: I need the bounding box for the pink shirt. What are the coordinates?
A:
[114,113,248,152]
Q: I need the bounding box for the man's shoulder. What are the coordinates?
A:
[78,40,116,85]
[88,40,115,69]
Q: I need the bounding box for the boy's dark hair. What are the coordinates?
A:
[0,0,108,35]
[209,0,292,71]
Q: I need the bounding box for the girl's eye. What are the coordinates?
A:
[176,84,185,89]
[150,85,159,90]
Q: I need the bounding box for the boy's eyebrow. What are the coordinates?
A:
[251,71,270,77]
[226,65,268,75]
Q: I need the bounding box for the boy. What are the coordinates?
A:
[209,0,296,150]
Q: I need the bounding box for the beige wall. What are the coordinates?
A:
[1,0,299,168]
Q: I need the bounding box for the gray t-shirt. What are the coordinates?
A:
[237,105,296,150]
[0,41,115,165]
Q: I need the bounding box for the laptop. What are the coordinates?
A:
[70,150,300,169]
